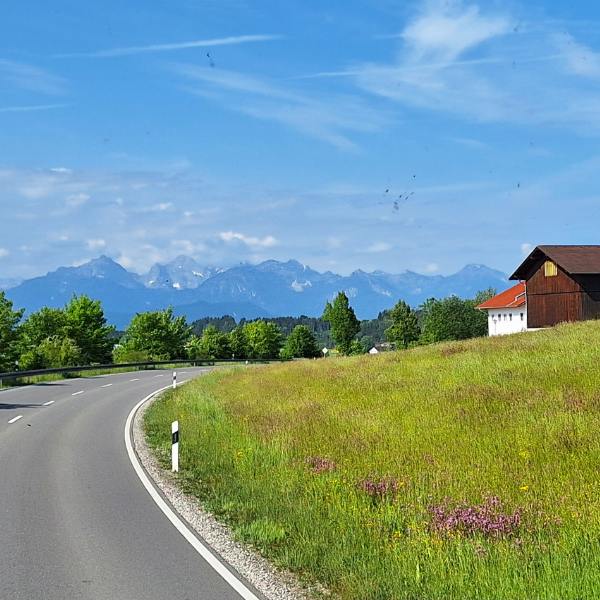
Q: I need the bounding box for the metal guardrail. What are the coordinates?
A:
[0,358,288,384]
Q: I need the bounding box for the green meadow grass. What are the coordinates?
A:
[144,321,600,599]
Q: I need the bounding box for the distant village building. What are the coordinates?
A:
[477,282,527,336]
[510,245,600,328]
[368,343,393,354]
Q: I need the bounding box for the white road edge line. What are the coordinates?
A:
[43,400,55,406]
[101,383,113,388]
[8,415,23,424]
[124,383,262,600]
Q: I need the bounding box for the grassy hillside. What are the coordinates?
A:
[145,321,600,599]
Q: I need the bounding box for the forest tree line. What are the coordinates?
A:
[0,287,494,371]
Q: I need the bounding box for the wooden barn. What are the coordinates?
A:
[510,245,600,328]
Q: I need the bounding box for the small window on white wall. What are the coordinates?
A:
[520,313,524,321]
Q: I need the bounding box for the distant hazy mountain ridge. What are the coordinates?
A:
[5,256,508,328]
[138,255,224,290]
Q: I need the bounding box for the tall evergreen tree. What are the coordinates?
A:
[322,292,361,355]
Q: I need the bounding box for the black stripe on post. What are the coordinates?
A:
[172,430,179,444]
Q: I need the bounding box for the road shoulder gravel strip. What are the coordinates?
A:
[132,392,323,600]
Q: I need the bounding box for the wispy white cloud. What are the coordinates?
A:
[86,238,106,250]
[2,154,600,280]
[326,236,343,249]
[304,2,600,134]
[143,202,173,212]
[0,248,9,259]
[450,136,488,149]
[57,35,281,58]
[401,3,512,62]
[553,33,600,78]
[219,231,278,248]
[66,192,90,208]
[171,239,207,255]
[173,65,388,150]
[365,242,392,253]
[520,243,533,256]
[0,103,70,114]
[0,59,66,94]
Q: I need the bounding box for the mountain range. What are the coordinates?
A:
[4,255,508,328]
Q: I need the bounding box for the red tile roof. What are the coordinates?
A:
[477,282,526,310]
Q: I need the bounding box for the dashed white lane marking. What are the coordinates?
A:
[125,382,261,600]
[130,378,140,382]
[154,374,164,378]
[72,391,84,396]
[42,400,55,406]
[101,383,113,388]
[8,415,23,424]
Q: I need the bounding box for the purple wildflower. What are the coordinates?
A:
[305,456,337,474]
[358,476,400,502]
[428,496,521,538]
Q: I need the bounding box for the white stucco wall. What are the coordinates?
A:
[487,307,528,336]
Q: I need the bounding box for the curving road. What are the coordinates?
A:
[0,369,264,600]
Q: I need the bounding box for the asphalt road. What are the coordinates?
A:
[0,369,263,600]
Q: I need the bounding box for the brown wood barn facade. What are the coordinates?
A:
[511,245,600,328]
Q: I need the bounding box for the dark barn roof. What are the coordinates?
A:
[510,245,600,280]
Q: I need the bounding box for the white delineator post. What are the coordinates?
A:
[171,420,179,472]
[172,371,177,389]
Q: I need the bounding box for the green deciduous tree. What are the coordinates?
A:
[359,335,375,352]
[64,295,114,364]
[322,292,361,355]
[420,291,492,344]
[117,308,191,361]
[281,325,320,359]
[229,326,249,359]
[26,336,82,369]
[385,300,420,349]
[348,339,367,355]
[243,321,283,359]
[0,292,24,371]
[19,307,67,348]
[188,326,231,359]
[112,346,153,364]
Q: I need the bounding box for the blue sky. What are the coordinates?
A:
[2,0,600,280]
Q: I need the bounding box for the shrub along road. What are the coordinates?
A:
[0,368,264,600]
